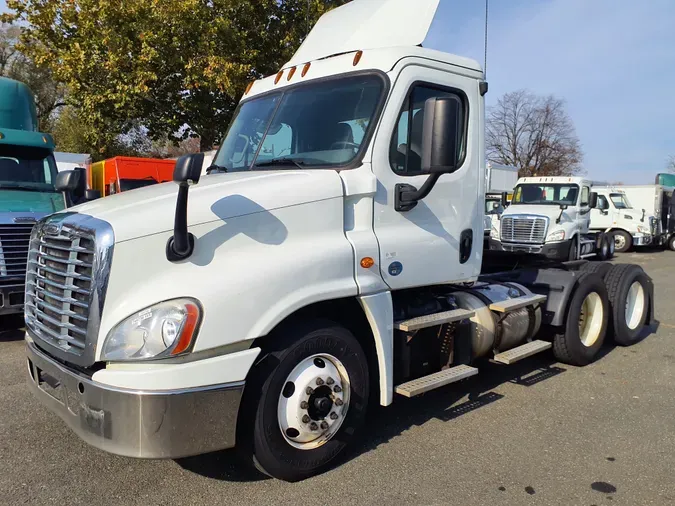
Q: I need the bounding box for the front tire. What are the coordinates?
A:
[669,235,675,251]
[568,236,578,261]
[553,273,609,366]
[597,235,611,260]
[613,230,632,253]
[239,320,370,482]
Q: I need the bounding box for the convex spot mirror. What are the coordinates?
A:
[421,96,465,175]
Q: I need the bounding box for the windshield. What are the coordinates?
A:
[0,145,59,192]
[610,193,631,209]
[512,183,579,205]
[212,74,384,171]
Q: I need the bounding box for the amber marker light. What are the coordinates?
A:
[360,257,375,268]
[302,62,311,77]
[287,67,297,81]
[353,50,363,66]
[275,70,284,84]
[170,303,201,356]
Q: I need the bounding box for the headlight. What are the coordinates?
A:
[490,225,500,239]
[637,225,649,234]
[547,229,565,242]
[101,298,201,361]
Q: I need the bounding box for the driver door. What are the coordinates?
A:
[591,194,613,230]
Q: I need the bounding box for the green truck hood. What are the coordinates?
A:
[0,190,65,213]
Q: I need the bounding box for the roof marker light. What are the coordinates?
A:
[287,66,297,81]
[353,50,363,66]
[274,70,284,84]
[245,81,254,95]
[302,62,311,77]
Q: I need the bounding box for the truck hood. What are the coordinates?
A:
[69,170,346,243]
[0,190,65,213]
[502,205,565,222]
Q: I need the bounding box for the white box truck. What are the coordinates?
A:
[614,184,675,251]
[24,0,655,482]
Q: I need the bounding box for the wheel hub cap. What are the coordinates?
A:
[278,354,350,450]
[579,292,604,347]
[625,281,645,330]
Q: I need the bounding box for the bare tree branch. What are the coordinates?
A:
[487,90,583,178]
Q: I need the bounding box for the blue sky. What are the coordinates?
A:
[3,0,673,183]
[426,0,675,183]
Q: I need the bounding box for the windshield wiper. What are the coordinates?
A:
[0,184,51,193]
[254,157,306,169]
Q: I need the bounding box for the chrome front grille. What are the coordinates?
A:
[0,224,33,287]
[24,214,114,366]
[501,216,548,244]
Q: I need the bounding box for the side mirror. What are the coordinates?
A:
[55,170,80,192]
[501,191,508,208]
[85,189,101,201]
[421,96,464,174]
[589,192,598,209]
[492,202,500,210]
[173,153,204,184]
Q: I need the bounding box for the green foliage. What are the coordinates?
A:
[5,0,348,154]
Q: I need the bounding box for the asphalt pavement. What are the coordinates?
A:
[1,249,674,505]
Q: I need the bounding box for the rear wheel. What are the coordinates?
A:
[238,319,370,482]
[553,273,609,366]
[613,230,632,253]
[596,235,611,260]
[604,264,650,346]
[669,235,675,251]
[579,261,612,278]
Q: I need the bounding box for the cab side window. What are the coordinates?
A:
[390,84,466,176]
[597,195,609,210]
[580,186,590,206]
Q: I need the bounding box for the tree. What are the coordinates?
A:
[667,155,675,173]
[1,23,66,130]
[487,90,583,177]
[4,0,347,153]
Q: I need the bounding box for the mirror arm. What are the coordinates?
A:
[395,173,442,212]
[166,182,195,262]
[556,207,566,224]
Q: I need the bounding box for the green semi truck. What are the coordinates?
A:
[0,77,65,316]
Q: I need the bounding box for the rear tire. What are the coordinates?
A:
[669,235,675,251]
[553,273,609,366]
[238,319,370,482]
[596,235,611,260]
[613,230,632,253]
[604,264,650,346]
[579,261,612,278]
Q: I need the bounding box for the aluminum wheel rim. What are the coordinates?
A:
[614,234,626,250]
[277,354,350,450]
[579,292,604,347]
[625,281,645,330]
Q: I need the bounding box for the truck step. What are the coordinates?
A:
[580,253,597,259]
[395,365,479,397]
[493,340,552,365]
[489,294,547,313]
[394,308,475,332]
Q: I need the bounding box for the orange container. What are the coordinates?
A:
[89,156,175,196]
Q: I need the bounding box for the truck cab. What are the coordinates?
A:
[590,187,654,252]
[0,77,65,316]
[489,176,607,260]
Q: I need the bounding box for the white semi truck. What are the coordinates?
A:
[489,176,615,261]
[590,186,658,252]
[25,0,654,482]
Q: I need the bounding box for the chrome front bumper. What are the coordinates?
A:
[26,339,244,459]
[633,234,652,246]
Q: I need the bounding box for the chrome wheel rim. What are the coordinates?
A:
[579,292,604,347]
[277,354,350,450]
[614,235,626,250]
[625,281,645,330]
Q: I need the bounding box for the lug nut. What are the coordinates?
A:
[316,377,324,386]
[306,386,314,395]
[330,412,338,420]
[335,398,344,406]
[302,414,310,423]
[320,421,329,430]
[333,385,342,393]
[326,377,335,385]
[309,422,318,431]
[300,401,308,409]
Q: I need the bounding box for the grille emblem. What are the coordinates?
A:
[43,224,61,236]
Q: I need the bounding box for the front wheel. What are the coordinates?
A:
[238,320,370,482]
[613,230,632,253]
[568,236,578,261]
[669,235,675,251]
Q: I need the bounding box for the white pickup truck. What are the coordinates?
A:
[25,0,654,482]
[489,176,615,261]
